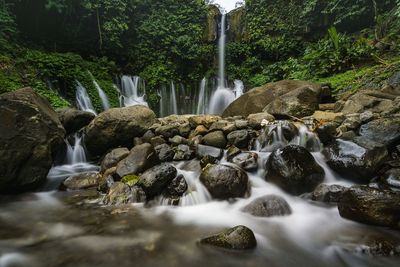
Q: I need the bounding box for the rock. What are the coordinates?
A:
[379,168,400,190]
[155,144,175,162]
[155,124,179,139]
[165,174,188,197]
[173,144,194,161]
[169,135,189,146]
[209,120,236,134]
[318,103,336,111]
[196,144,223,160]
[308,184,346,203]
[312,111,345,124]
[223,80,321,117]
[0,88,65,192]
[226,146,241,161]
[247,112,275,129]
[100,148,130,172]
[61,172,100,191]
[137,164,177,198]
[199,225,257,250]
[315,123,337,144]
[241,195,291,217]
[340,130,357,140]
[230,152,258,172]
[150,136,166,147]
[359,111,374,123]
[189,115,221,128]
[116,143,159,178]
[104,182,133,205]
[191,125,208,137]
[200,155,219,168]
[323,138,388,181]
[264,86,319,118]
[85,105,156,156]
[235,119,248,129]
[57,108,95,135]
[98,167,116,193]
[178,123,191,138]
[338,186,400,229]
[141,130,155,143]
[359,118,400,149]
[341,92,395,115]
[200,164,249,199]
[257,121,298,151]
[227,130,250,149]
[265,145,325,195]
[202,131,227,148]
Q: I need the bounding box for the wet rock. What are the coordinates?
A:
[247,112,275,129]
[196,144,223,160]
[0,88,65,192]
[104,182,133,205]
[61,172,100,191]
[173,144,194,161]
[137,164,177,198]
[85,106,156,156]
[100,148,130,172]
[199,225,257,250]
[155,144,175,162]
[150,136,166,147]
[57,108,95,135]
[202,131,227,148]
[359,117,400,149]
[227,130,250,149]
[265,145,325,195]
[309,184,346,203]
[323,138,388,181]
[165,174,188,197]
[200,155,219,168]
[200,164,249,199]
[315,122,337,144]
[230,152,258,172]
[258,121,298,151]
[241,195,291,217]
[338,185,400,229]
[226,146,241,161]
[98,167,116,193]
[116,143,159,178]
[379,168,400,190]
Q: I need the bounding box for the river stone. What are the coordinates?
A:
[0,88,65,193]
[200,164,249,199]
[263,86,319,118]
[196,144,223,160]
[308,184,346,203]
[150,136,166,147]
[341,92,395,114]
[242,195,292,217]
[338,185,400,229]
[323,137,388,181]
[165,174,188,197]
[169,135,189,146]
[61,172,100,191]
[155,144,175,162]
[247,113,275,129]
[191,125,209,137]
[57,108,95,135]
[359,118,400,149]
[116,143,159,178]
[230,152,258,172]
[100,148,130,173]
[85,105,156,156]
[173,144,194,161]
[315,122,337,144]
[202,131,227,148]
[265,145,325,195]
[379,168,400,190]
[199,225,257,250]
[223,80,321,117]
[227,130,250,149]
[137,164,177,198]
[189,115,221,128]
[155,124,180,139]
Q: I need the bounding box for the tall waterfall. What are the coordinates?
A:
[76,81,96,115]
[218,13,227,88]
[119,75,148,107]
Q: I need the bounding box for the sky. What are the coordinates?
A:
[213,0,241,12]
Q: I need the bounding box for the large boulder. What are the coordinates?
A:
[60,172,100,191]
[0,88,65,192]
[338,186,400,229]
[85,105,156,156]
[265,145,325,195]
[200,164,249,199]
[359,118,400,149]
[137,164,177,198]
[222,80,321,117]
[116,143,159,178]
[199,225,257,250]
[340,91,396,115]
[323,137,388,181]
[202,131,227,148]
[241,195,292,217]
[57,108,95,135]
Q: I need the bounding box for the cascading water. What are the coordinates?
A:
[93,79,111,111]
[218,13,227,89]
[171,82,178,114]
[119,75,148,107]
[196,78,208,114]
[76,81,96,115]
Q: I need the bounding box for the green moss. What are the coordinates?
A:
[122,175,140,187]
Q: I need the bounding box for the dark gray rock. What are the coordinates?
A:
[359,118,400,149]
[100,147,130,172]
[230,152,258,172]
[155,144,175,162]
[315,123,337,144]
[57,108,95,135]
[241,195,291,217]
[137,164,177,198]
[173,144,194,161]
[309,184,346,203]
[227,130,250,149]
[155,124,179,139]
[165,174,188,197]
[199,225,257,250]
[196,144,223,160]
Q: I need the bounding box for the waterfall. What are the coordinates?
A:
[93,80,110,111]
[171,82,178,114]
[65,134,87,165]
[233,79,244,98]
[120,75,148,107]
[76,81,96,115]
[196,78,208,114]
[218,13,226,88]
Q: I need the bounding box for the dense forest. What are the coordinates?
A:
[1,0,400,110]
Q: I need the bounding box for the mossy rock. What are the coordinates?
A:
[199,225,257,250]
[122,175,140,187]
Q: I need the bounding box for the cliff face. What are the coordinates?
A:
[205,5,221,42]
[227,7,246,43]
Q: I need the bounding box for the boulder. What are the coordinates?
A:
[0,88,65,192]
[265,145,325,195]
[200,164,249,199]
[308,184,346,203]
[230,152,258,172]
[315,122,337,144]
[137,164,177,198]
[85,105,156,156]
[241,195,292,217]
[100,148,130,172]
[323,138,388,181]
[173,144,194,161]
[199,225,257,250]
[60,172,100,191]
[359,118,400,149]
[57,108,95,135]
[165,174,188,197]
[155,124,180,139]
[202,131,227,148]
[338,186,400,229]
[340,91,395,115]
[379,168,400,190]
[116,143,159,178]
[223,80,321,117]
[155,144,175,162]
[196,144,223,160]
[227,130,250,149]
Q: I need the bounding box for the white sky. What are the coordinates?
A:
[213,0,241,12]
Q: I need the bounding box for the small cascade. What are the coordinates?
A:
[208,87,236,115]
[119,75,148,107]
[171,82,178,114]
[233,79,244,98]
[65,134,87,165]
[93,79,110,111]
[76,81,96,115]
[196,78,208,114]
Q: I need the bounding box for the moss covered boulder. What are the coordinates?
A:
[199,225,257,250]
